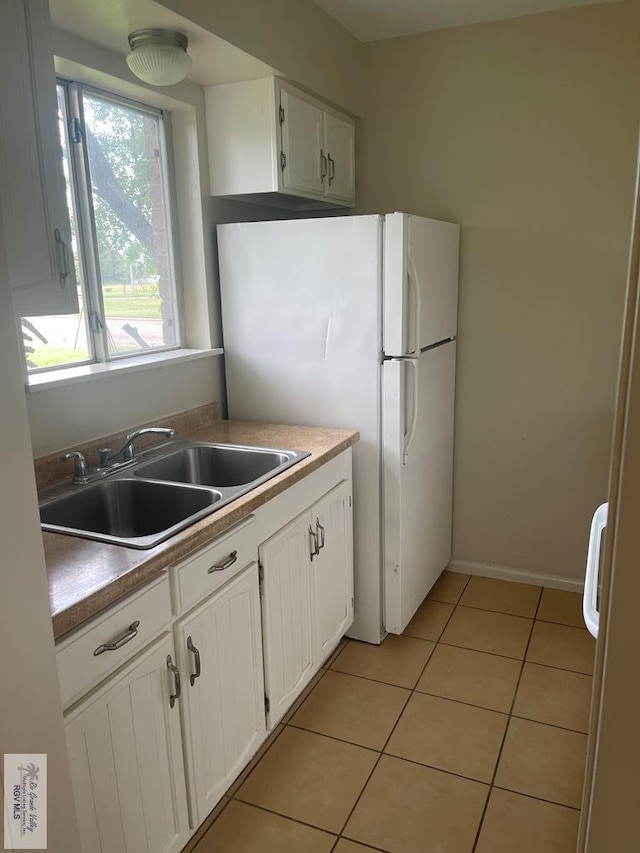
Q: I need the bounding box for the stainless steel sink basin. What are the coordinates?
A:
[135,444,296,487]
[40,479,222,549]
[39,439,310,548]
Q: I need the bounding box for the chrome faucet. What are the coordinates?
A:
[60,427,175,485]
[99,427,175,469]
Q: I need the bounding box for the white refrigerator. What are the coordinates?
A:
[217,213,459,644]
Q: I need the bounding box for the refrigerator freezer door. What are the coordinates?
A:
[384,213,460,356]
[218,215,385,644]
[382,342,456,634]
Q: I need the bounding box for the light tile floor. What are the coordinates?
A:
[183,573,595,853]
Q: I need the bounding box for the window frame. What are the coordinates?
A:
[24,76,184,375]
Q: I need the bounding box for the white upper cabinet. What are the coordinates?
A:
[205,76,355,209]
[323,110,356,203]
[0,0,78,317]
[280,87,324,197]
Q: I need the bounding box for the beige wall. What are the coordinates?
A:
[155,0,365,114]
[358,1,640,583]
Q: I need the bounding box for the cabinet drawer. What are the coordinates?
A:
[56,573,171,708]
[172,517,257,613]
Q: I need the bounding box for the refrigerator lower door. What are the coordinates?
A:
[382,341,456,634]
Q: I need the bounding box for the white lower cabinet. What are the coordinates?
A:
[65,634,190,853]
[260,478,354,726]
[60,449,354,851]
[175,563,265,827]
[259,512,315,724]
[311,480,354,663]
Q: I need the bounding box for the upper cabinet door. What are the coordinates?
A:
[0,0,78,317]
[324,111,355,203]
[279,87,324,197]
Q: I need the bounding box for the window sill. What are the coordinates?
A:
[26,348,223,393]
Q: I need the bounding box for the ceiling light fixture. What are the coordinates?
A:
[126,29,192,87]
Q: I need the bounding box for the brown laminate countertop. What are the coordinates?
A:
[45,421,358,640]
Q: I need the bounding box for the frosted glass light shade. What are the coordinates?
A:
[127,29,192,86]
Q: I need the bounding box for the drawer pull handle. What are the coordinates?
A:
[309,525,320,560]
[93,621,140,656]
[208,550,238,573]
[187,636,201,686]
[316,517,325,550]
[166,654,181,708]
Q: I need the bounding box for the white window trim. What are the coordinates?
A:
[26,346,223,392]
[25,30,219,391]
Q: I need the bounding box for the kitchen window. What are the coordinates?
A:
[22,80,181,373]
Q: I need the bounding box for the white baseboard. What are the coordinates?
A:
[447,559,584,593]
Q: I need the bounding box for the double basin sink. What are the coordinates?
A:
[39,440,310,549]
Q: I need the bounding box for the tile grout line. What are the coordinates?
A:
[230,672,330,797]
[194,640,348,848]
[470,585,544,853]
[386,685,589,737]
[454,602,540,621]
[181,797,231,853]
[490,783,582,812]
[333,576,473,847]
[221,797,343,841]
[225,724,288,797]
[191,759,581,853]
[219,642,349,812]
[192,578,588,851]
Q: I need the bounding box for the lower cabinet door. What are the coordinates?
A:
[259,510,314,726]
[311,480,354,662]
[65,634,189,853]
[176,563,266,827]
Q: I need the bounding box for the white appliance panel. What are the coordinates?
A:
[218,215,384,644]
[384,213,459,356]
[383,341,456,634]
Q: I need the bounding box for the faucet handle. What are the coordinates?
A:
[98,448,112,468]
[60,451,88,482]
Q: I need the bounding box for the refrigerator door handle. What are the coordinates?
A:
[584,502,607,639]
[403,359,419,465]
[407,253,422,356]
